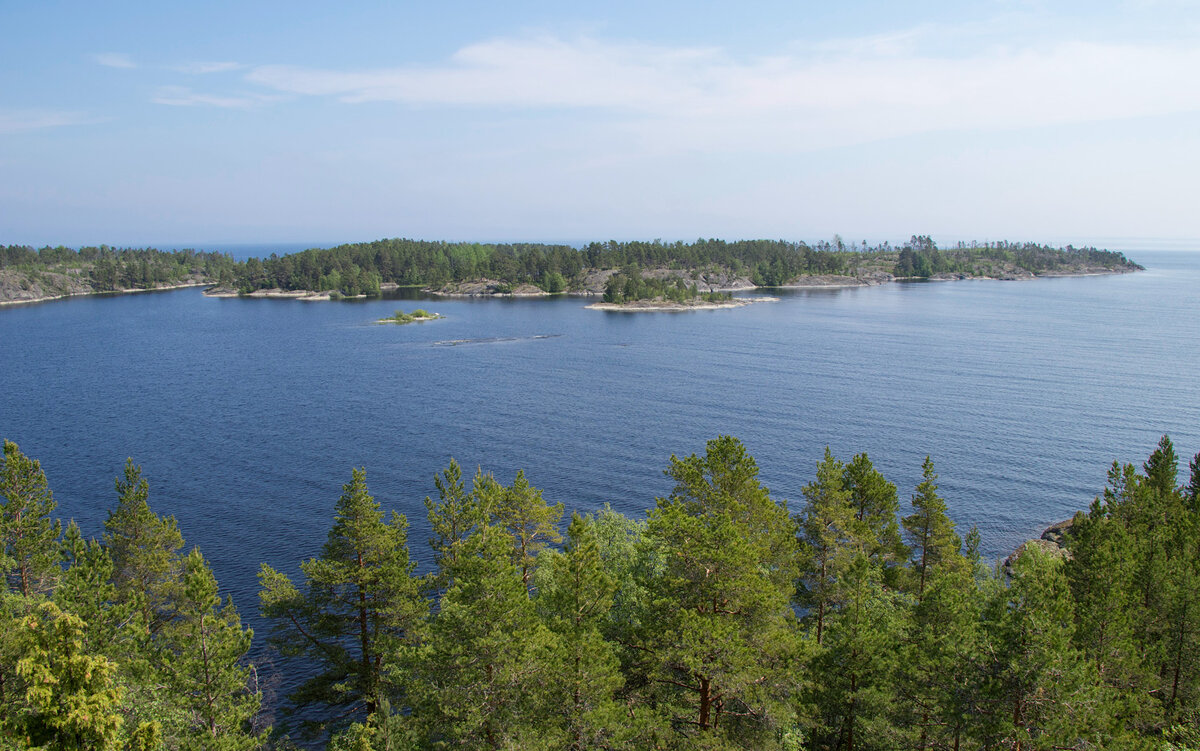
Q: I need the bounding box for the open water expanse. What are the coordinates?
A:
[2,251,1199,651]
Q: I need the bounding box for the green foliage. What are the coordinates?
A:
[160,549,265,750]
[796,447,855,645]
[103,459,184,633]
[643,436,803,747]
[414,526,561,749]
[1,440,62,596]
[3,434,1200,749]
[901,456,963,599]
[6,600,125,750]
[490,469,564,588]
[259,468,426,739]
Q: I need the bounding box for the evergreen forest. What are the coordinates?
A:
[0,237,1140,303]
[3,434,1198,750]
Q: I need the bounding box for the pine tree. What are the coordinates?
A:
[54,522,134,656]
[161,548,265,751]
[416,526,561,749]
[808,554,903,751]
[259,467,426,737]
[534,513,625,749]
[102,458,184,633]
[1184,452,1200,513]
[897,562,984,751]
[643,436,802,747]
[796,447,855,645]
[1,439,62,596]
[901,457,961,600]
[423,459,488,588]
[491,469,563,589]
[842,452,906,574]
[979,546,1115,750]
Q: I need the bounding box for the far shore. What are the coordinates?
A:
[0,282,210,307]
[586,296,779,312]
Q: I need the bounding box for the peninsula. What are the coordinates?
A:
[0,237,1141,306]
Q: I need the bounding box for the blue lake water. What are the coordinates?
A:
[2,251,1199,645]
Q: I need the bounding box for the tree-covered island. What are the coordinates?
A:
[0,236,1142,306]
[3,434,1199,750]
[378,308,442,324]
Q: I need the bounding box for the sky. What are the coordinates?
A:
[2,0,1198,249]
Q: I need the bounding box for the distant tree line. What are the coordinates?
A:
[3,433,1198,750]
[223,236,1140,296]
[0,244,238,291]
[0,238,1142,300]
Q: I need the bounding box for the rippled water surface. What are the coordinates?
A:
[3,251,1199,645]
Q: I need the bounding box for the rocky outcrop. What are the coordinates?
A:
[0,270,210,306]
[428,280,549,297]
[1002,516,1079,576]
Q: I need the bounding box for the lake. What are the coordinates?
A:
[2,251,1198,638]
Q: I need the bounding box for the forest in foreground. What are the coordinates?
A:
[0,237,1141,303]
[2,435,1198,750]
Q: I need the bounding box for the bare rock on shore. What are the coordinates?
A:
[428,280,549,297]
[1002,516,1079,576]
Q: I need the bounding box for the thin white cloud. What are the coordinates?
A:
[0,109,95,135]
[242,33,1200,153]
[175,61,244,75]
[93,52,136,69]
[151,85,279,108]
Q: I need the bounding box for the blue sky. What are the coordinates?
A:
[2,1,1198,248]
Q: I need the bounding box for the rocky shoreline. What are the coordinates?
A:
[585,296,779,312]
[1,263,1140,307]
[0,278,211,307]
[1002,516,1077,576]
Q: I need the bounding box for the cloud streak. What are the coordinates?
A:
[239,33,1200,152]
[151,86,281,108]
[93,52,136,69]
[174,61,244,75]
[0,109,95,135]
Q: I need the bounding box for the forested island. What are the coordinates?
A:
[0,236,1141,306]
[2,434,1199,750]
[0,245,238,305]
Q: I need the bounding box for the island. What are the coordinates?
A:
[377,308,442,324]
[1,236,1142,306]
[0,245,236,306]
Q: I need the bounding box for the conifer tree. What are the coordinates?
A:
[491,469,563,589]
[54,522,135,656]
[901,457,961,600]
[259,467,426,737]
[979,547,1115,750]
[1,439,62,596]
[644,436,802,747]
[5,600,125,750]
[162,548,265,751]
[897,561,984,751]
[1184,452,1200,512]
[534,513,625,750]
[808,553,902,751]
[103,458,184,632]
[1067,496,1159,733]
[423,459,488,588]
[796,447,855,645]
[416,526,561,749]
[842,453,906,574]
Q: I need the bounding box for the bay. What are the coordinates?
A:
[2,250,1198,648]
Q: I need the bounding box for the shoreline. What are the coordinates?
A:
[0,265,1140,308]
[585,296,779,312]
[0,281,210,307]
